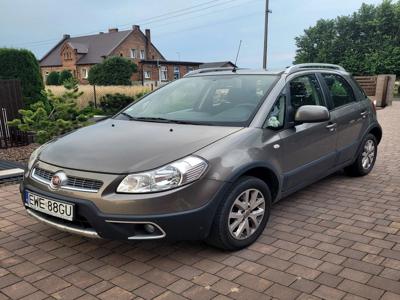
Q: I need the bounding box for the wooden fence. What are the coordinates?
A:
[0,79,30,148]
[354,76,377,96]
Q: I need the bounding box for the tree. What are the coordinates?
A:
[88,56,137,85]
[294,0,400,76]
[8,78,94,144]
[59,70,73,85]
[46,71,60,85]
[0,48,44,105]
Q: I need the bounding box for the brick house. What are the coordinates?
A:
[39,25,203,86]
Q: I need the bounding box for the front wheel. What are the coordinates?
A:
[207,176,271,251]
[345,134,378,177]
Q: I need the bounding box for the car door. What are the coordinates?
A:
[277,73,337,192]
[319,73,365,165]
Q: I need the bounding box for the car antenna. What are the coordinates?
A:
[233,40,242,73]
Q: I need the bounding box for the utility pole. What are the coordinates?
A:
[263,0,271,69]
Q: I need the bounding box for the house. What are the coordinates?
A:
[39,25,203,86]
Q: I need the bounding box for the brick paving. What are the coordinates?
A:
[0,103,399,300]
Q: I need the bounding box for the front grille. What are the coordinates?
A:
[32,167,103,192]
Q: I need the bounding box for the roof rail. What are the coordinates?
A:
[285,63,346,74]
[184,67,235,77]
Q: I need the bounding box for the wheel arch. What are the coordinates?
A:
[225,163,283,203]
[369,125,382,145]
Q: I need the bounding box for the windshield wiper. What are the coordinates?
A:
[120,112,136,120]
[132,117,202,125]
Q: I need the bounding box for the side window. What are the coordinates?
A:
[289,74,324,110]
[265,95,285,130]
[322,74,356,108]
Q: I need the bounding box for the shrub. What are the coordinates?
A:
[46,71,60,85]
[8,79,95,144]
[88,56,137,86]
[99,93,136,115]
[59,70,73,85]
[0,48,44,106]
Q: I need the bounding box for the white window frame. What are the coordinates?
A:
[160,66,168,81]
[140,50,145,59]
[131,49,137,59]
[81,68,88,79]
[144,71,151,79]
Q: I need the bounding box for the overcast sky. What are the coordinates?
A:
[0,0,383,69]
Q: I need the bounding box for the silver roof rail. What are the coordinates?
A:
[285,63,346,74]
[184,67,236,77]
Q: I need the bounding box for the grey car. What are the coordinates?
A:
[21,63,382,250]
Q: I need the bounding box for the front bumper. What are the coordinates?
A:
[20,178,228,241]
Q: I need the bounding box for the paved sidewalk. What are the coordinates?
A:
[0,103,399,300]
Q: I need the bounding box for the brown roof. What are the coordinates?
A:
[40,28,165,67]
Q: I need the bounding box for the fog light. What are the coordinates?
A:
[144,224,155,234]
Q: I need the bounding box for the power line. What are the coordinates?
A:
[9,0,261,49]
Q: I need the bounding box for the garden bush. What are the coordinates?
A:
[59,70,73,85]
[0,48,44,106]
[99,93,136,115]
[9,78,95,144]
[46,71,60,85]
[88,56,137,86]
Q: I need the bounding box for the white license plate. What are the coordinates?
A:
[25,191,74,221]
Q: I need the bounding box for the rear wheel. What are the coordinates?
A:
[345,134,377,177]
[207,176,271,251]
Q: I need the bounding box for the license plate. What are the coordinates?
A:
[24,191,74,221]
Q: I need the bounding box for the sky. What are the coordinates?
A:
[0,0,384,69]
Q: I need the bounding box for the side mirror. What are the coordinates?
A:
[295,105,330,123]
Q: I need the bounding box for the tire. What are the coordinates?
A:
[345,133,378,177]
[207,176,271,251]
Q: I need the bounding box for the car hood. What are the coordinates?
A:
[39,119,242,174]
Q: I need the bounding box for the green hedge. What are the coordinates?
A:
[0,48,44,105]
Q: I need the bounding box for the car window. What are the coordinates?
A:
[289,74,324,110]
[322,74,356,108]
[265,95,285,129]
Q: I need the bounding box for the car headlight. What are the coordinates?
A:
[28,144,46,170]
[117,156,208,193]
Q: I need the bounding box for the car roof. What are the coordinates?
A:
[184,64,350,78]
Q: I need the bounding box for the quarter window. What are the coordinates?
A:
[265,95,285,130]
[322,74,356,108]
[289,74,324,110]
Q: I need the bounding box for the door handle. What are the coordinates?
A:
[326,123,337,132]
[360,111,368,119]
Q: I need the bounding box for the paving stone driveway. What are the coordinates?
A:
[0,103,399,300]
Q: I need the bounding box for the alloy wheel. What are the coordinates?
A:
[362,139,376,170]
[228,189,266,240]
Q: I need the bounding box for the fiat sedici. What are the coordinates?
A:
[22,64,382,250]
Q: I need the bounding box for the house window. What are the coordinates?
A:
[187,66,194,72]
[131,49,137,59]
[160,66,167,81]
[81,68,88,79]
[140,50,145,59]
[144,71,151,79]
[174,66,180,80]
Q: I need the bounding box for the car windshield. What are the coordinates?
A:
[117,74,278,126]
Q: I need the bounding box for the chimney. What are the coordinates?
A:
[108,28,118,33]
[132,25,140,30]
[63,34,70,39]
[145,29,151,60]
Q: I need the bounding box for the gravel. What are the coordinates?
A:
[0,144,39,164]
